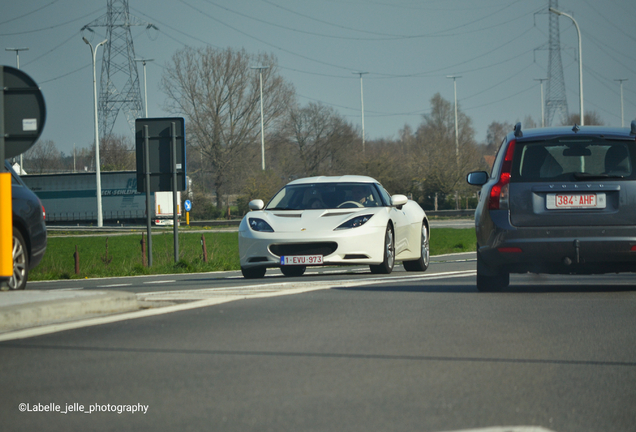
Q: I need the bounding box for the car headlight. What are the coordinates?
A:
[249,218,274,232]
[335,214,373,230]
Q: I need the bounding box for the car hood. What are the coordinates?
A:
[242,208,385,233]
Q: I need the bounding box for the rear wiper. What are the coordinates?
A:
[573,173,624,181]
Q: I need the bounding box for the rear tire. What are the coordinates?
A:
[8,228,29,290]
[280,266,306,277]
[241,266,266,279]
[476,250,509,292]
[370,226,395,274]
[403,222,430,272]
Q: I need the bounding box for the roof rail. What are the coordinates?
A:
[631,120,636,135]
[513,122,522,137]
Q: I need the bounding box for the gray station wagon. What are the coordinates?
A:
[467,122,636,291]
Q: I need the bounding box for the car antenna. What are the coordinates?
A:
[572,124,580,133]
[513,122,522,137]
[631,120,636,135]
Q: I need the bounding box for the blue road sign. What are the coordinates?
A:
[184,199,192,212]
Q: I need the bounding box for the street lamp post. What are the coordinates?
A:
[353,72,368,154]
[134,58,154,118]
[83,36,108,227]
[446,75,462,166]
[550,7,584,126]
[5,47,28,69]
[614,79,628,127]
[6,47,29,174]
[534,78,548,127]
[251,66,268,170]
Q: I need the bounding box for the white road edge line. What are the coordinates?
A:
[0,270,475,342]
[141,270,476,296]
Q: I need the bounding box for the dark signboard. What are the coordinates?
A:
[135,117,186,192]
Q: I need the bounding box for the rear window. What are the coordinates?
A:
[511,138,636,182]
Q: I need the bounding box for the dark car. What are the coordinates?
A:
[4,161,47,290]
[466,121,636,292]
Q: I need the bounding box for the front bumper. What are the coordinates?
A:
[239,225,386,269]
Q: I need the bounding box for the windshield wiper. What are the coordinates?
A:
[573,173,624,181]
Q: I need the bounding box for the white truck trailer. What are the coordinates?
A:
[22,171,180,225]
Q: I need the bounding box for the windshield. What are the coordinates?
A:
[511,138,636,182]
[266,182,385,210]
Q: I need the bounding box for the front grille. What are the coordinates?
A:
[269,242,338,257]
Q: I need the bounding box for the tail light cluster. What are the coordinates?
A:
[488,139,516,210]
[37,197,46,221]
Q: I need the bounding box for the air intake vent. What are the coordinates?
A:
[274,213,301,218]
[269,242,337,257]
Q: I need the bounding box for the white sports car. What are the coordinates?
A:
[238,175,430,278]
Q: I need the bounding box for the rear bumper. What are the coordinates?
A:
[480,216,636,274]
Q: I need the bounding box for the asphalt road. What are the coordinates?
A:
[2,256,635,432]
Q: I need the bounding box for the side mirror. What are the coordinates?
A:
[391,194,408,209]
[466,171,489,186]
[248,199,264,211]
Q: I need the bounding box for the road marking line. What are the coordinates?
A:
[141,270,476,297]
[143,280,176,284]
[0,270,476,341]
[96,283,132,288]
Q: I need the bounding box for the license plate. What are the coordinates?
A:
[546,193,606,209]
[280,255,323,265]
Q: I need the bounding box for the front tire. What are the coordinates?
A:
[241,266,266,279]
[403,222,430,272]
[8,228,29,290]
[370,225,395,274]
[280,266,306,277]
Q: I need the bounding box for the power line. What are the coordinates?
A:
[0,0,61,26]
[0,7,104,36]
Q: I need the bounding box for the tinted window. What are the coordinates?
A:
[375,185,392,206]
[511,139,636,182]
[266,183,384,210]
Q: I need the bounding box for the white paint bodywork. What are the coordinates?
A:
[239,176,427,269]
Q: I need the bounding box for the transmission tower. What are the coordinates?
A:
[82,0,156,138]
[544,0,569,126]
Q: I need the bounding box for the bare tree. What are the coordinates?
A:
[161,46,295,208]
[563,111,604,126]
[485,120,513,154]
[22,139,62,174]
[99,134,135,171]
[282,102,359,177]
[414,93,483,200]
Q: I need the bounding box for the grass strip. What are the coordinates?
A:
[29,228,476,281]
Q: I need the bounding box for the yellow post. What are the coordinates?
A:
[0,172,12,281]
[186,211,189,225]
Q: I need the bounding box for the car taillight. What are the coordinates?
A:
[489,139,516,210]
[42,205,46,221]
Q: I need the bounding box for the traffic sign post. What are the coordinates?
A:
[135,118,186,264]
[184,199,192,225]
[0,66,46,286]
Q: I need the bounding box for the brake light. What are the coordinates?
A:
[42,205,46,221]
[489,139,516,210]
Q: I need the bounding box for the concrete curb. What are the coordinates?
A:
[0,290,140,332]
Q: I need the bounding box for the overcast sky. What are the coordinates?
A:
[2,0,635,156]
